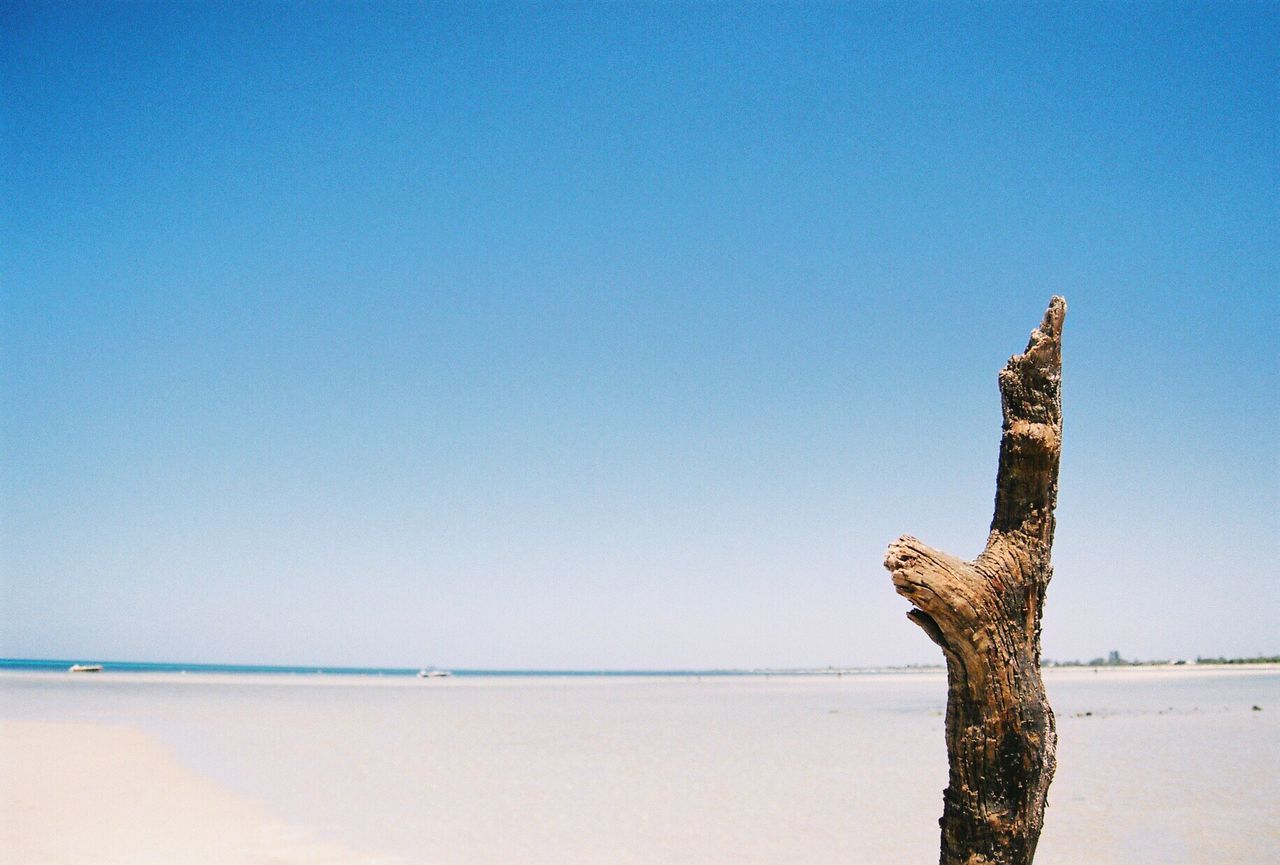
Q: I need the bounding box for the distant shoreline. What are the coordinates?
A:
[3,655,1277,678]
[0,658,930,678]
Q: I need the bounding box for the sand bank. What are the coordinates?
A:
[0,720,396,865]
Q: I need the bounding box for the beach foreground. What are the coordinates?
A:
[0,720,391,865]
[2,667,1277,864]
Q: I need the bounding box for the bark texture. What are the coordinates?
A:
[885,297,1065,865]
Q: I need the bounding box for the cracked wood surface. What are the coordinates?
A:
[885,297,1065,865]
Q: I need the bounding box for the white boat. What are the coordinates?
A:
[417,668,452,678]
[68,664,103,673]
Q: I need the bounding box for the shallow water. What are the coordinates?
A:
[3,667,1277,864]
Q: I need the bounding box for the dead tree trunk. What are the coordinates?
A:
[885,297,1065,865]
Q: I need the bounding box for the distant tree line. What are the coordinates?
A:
[1192,655,1280,665]
[1043,651,1280,667]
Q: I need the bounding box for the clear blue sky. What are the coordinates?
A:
[3,2,1276,668]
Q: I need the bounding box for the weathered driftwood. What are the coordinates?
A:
[885,297,1065,865]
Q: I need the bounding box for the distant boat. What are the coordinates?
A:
[68,664,103,673]
[417,668,452,678]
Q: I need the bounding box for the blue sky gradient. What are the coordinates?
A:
[3,2,1277,667]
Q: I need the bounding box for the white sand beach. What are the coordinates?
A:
[0,720,394,865]
[2,666,1277,864]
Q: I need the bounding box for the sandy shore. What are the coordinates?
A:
[0,720,396,865]
[3,668,1276,864]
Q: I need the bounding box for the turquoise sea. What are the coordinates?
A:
[0,657,910,677]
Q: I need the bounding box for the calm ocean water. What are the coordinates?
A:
[0,658,799,677]
[3,666,1277,864]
